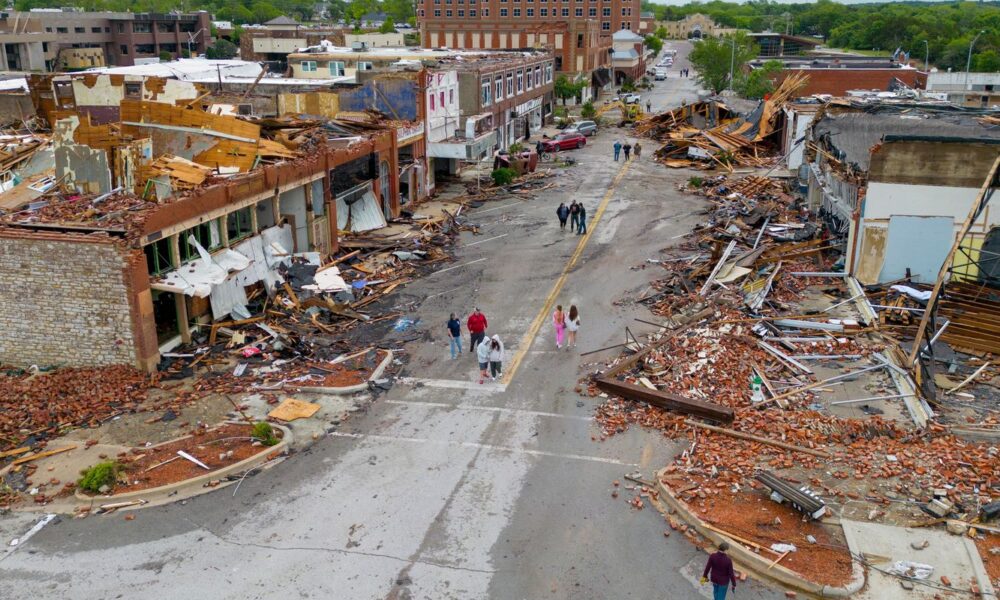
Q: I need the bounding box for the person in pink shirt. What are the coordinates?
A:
[552,305,566,349]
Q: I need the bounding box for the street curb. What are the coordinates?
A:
[288,349,393,395]
[71,424,292,509]
[654,467,866,598]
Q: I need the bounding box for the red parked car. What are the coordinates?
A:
[541,132,587,152]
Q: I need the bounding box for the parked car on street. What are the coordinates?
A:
[564,120,597,137]
[654,68,667,81]
[541,131,587,151]
[622,93,641,105]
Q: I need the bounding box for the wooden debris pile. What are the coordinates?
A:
[638,72,810,170]
[590,164,1000,562]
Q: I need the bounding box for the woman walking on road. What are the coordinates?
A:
[552,305,567,349]
[565,305,581,348]
[488,335,505,380]
[556,202,570,231]
[477,336,492,384]
[634,142,642,160]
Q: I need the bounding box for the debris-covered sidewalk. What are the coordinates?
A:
[587,163,1000,595]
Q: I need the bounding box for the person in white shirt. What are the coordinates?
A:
[564,305,581,349]
[488,335,505,380]
[477,337,492,384]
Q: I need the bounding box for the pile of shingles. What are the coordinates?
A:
[2,191,157,230]
[641,72,809,171]
[0,365,155,452]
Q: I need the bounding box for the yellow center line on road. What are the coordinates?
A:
[502,158,633,384]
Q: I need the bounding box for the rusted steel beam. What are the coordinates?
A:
[595,378,734,422]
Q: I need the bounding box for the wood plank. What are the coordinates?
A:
[11,445,76,466]
[596,378,734,422]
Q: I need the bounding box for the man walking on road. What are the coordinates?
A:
[613,140,622,161]
[646,100,651,113]
[446,313,462,359]
[577,204,587,235]
[701,542,737,600]
[467,308,488,354]
[569,201,580,232]
[623,142,632,161]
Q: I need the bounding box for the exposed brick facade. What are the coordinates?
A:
[0,230,138,368]
[774,69,926,97]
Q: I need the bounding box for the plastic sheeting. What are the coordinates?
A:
[150,236,250,298]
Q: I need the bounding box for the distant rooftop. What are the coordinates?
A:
[264,15,301,26]
[81,59,263,81]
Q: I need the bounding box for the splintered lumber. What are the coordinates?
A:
[755,470,828,519]
[685,420,829,458]
[10,445,76,466]
[0,447,31,459]
[603,305,717,378]
[597,379,734,422]
[946,361,992,395]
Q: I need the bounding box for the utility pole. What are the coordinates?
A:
[923,39,929,72]
[728,36,736,92]
[965,30,984,92]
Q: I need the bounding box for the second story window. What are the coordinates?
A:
[575,7,582,16]
[513,8,520,16]
[495,76,503,100]
[516,69,523,92]
[527,8,533,15]
[481,77,492,106]
[500,7,507,16]
[506,73,513,95]
[329,61,345,76]
[302,60,318,72]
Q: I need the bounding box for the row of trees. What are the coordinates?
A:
[687,32,782,98]
[13,0,417,29]
[640,0,1000,73]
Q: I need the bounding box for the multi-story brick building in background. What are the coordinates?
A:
[415,0,639,98]
[0,9,211,72]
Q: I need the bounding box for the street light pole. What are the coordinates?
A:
[187,27,207,58]
[922,39,929,72]
[965,30,984,92]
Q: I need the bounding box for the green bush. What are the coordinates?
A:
[688,176,704,188]
[508,142,524,154]
[580,101,596,119]
[78,461,119,494]
[491,168,517,187]
[252,422,279,446]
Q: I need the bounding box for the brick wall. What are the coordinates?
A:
[0,230,137,368]
[774,69,926,97]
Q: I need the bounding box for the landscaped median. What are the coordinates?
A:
[71,422,291,511]
[653,467,866,598]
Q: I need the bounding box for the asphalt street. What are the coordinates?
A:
[0,42,787,600]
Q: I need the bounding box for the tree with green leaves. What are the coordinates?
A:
[644,34,663,55]
[251,1,282,23]
[206,38,239,59]
[383,0,415,24]
[379,17,396,33]
[688,32,759,95]
[347,0,374,29]
[654,26,668,40]
[734,59,782,100]
[553,75,585,105]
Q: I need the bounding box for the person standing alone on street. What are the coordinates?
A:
[646,100,651,113]
[565,305,581,348]
[488,335,505,380]
[476,336,491,384]
[701,542,737,600]
[552,304,566,349]
[623,141,632,161]
[576,204,587,235]
[569,201,580,233]
[446,313,462,359]
[556,202,570,231]
[613,139,622,161]
[467,308,488,354]
[634,141,642,160]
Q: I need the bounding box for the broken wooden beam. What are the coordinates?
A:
[686,420,830,458]
[596,378,734,422]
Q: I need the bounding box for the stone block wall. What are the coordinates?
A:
[0,230,138,368]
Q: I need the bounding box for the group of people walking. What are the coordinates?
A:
[444,303,583,382]
[613,140,641,162]
[445,308,505,384]
[555,202,587,234]
[679,67,690,77]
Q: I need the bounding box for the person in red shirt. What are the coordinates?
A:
[702,541,737,599]
[467,308,488,354]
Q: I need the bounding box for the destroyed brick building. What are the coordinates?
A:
[0,74,409,371]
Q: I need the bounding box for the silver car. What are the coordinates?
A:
[565,120,598,136]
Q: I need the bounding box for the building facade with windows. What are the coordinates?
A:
[0,9,211,71]
[287,46,456,79]
[414,0,631,88]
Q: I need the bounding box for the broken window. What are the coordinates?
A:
[124,82,141,99]
[133,22,151,33]
[355,61,371,72]
[120,45,128,55]
[481,77,491,106]
[144,238,175,276]
[226,207,254,243]
[179,220,221,263]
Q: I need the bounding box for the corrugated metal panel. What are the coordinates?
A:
[347,191,387,232]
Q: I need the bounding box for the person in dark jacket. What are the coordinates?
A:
[556,202,570,231]
[446,313,462,359]
[467,308,488,354]
[569,201,580,232]
[623,142,632,161]
[701,542,737,599]
[577,204,587,235]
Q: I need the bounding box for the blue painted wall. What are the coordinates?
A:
[338,78,418,121]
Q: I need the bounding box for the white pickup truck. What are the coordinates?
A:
[654,68,667,81]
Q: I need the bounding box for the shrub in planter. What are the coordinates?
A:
[78,461,120,494]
